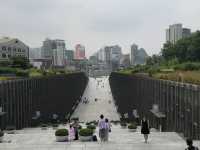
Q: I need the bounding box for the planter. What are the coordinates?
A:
[121,126,127,129]
[55,129,69,142]
[56,136,68,142]
[41,127,48,130]
[128,128,136,132]
[79,135,92,141]
[79,128,93,141]
[0,136,3,142]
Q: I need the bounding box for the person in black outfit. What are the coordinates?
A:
[141,116,150,143]
[185,138,199,150]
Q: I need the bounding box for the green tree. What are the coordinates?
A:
[11,56,31,69]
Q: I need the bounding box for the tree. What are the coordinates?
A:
[11,56,31,69]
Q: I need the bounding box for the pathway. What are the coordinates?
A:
[71,76,120,122]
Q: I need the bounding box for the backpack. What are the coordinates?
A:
[92,135,98,141]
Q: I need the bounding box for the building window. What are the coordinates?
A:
[2,53,6,58]
[18,48,21,52]
[8,47,11,51]
[2,46,6,51]
[13,48,16,51]
[8,54,11,58]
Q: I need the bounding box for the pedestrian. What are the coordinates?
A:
[105,118,111,141]
[141,116,150,143]
[185,138,199,150]
[73,120,79,140]
[69,124,75,141]
[98,114,106,142]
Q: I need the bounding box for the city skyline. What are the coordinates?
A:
[1,0,200,57]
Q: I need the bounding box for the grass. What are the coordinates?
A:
[153,71,200,85]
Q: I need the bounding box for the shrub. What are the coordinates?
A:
[128,123,137,129]
[0,131,4,137]
[55,129,69,136]
[79,128,93,136]
[16,70,29,77]
[87,125,96,130]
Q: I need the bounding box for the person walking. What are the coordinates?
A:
[141,116,150,143]
[105,118,111,141]
[98,114,106,142]
[185,138,199,150]
[73,120,79,140]
[69,124,75,141]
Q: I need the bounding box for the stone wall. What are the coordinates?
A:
[109,72,200,139]
[0,72,88,129]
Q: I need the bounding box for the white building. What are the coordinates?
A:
[0,37,29,61]
[166,24,191,44]
[131,44,138,65]
[52,40,65,67]
[41,38,66,67]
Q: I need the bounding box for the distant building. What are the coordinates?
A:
[166,24,191,44]
[75,44,85,60]
[29,48,41,59]
[64,50,74,65]
[0,37,29,61]
[41,38,66,67]
[52,40,65,67]
[131,44,148,65]
[131,44,138,65]
[120,54,130,68]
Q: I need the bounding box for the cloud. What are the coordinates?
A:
[0,0,200,56]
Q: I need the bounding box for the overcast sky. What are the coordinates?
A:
[0,0,200,57]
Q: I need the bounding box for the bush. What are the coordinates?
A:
[55,129,69,136]
[0,131,4,137]
[79,128,93,136]
[16,70,29,77]
[0,67,16,74]
[87,125,96,130]
[128,123,137,129]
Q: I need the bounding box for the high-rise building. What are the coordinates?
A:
[0,37,29,61]
[131,44,148,65]
[166,24,191,44]
[110,45,122,63]
[64,50,74,65]
[131,44,138,65]
[120,54,130,68]
[29,48,41,59]
[41,38,66,67]
[75,44,85,60]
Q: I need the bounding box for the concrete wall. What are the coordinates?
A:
[109,72,200,139]
[0,73,88,129]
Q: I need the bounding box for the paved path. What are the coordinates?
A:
[71,77,120,122]
[1,124,198,150]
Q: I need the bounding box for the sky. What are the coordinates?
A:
[0,0,200,57]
